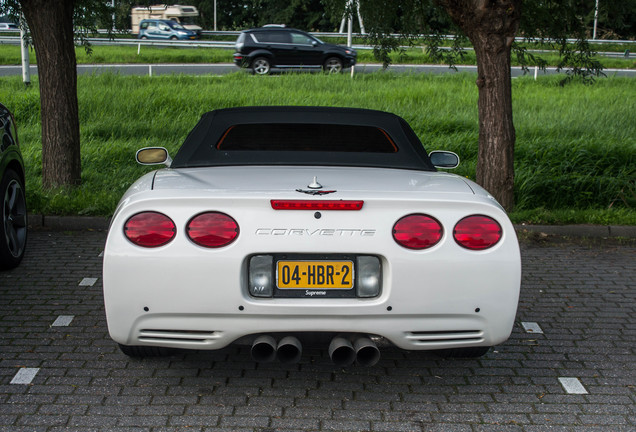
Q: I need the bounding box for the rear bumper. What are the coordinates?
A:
[233,53,250,68]
[108,311,508,352]
[104,248,519,352]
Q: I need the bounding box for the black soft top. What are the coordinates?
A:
[171,106,435,171]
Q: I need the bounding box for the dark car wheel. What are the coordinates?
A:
[0,169,27,270]
[323,57,344,73]
[252,57,271,75]
[118,344,177,358]
[170,36,177,41]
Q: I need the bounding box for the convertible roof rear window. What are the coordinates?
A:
[171,107,436,171]
[216,123,398,153]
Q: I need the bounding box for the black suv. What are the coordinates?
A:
[233,26,357,75]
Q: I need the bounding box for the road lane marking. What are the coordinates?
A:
[558,377,588,394]
[11,368,39,385]
[52,315,74,327]
[79,277,98,286]
[521,322,544,334]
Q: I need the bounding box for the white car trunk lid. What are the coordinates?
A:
[151,166,474,196]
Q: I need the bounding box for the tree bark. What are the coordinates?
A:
[20,0,81,188]
[438,0,521,210]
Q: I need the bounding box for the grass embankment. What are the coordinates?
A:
[1,44,634,69]
[0,72,634,224]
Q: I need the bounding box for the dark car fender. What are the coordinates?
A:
[321,50,356,67]
[245,49,276,65]
[0,149,25,184]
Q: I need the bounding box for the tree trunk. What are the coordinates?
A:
[21,0,81,189]
[471,31,516,210]
[439,0,521,210]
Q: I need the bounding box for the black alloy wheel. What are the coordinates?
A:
[252,57,271,75]
[323,57,344,73]
[0,169,27,270]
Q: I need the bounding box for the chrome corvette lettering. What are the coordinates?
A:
[255,228,375,237]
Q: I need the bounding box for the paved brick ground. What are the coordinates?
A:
[1,230,634,432]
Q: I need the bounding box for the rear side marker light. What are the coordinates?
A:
[249,255,274,297]
[124,211,176,248]
[453,215,502,250]
[271,200,363,211]
[187,212,239,248]
[393,214,443,250]
[356,256,382,298]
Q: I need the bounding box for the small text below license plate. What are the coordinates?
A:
[277,261,353,289]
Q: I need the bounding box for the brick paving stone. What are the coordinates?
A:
[1,231,635,431]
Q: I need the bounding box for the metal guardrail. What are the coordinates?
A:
[0,35,236,49]
[1,33,633,56]
[203,31,636,46]
[0,35,376,50]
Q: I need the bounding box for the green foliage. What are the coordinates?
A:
[0,0,116,53]
[0,72,633,223]
[320,0,612,82]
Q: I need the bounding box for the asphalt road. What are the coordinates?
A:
[1,63,635,78]
[1,230,635,431]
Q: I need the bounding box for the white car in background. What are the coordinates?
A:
[103,106,521,366]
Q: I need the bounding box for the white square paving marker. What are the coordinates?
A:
[79,277,98,287]
[558,377,588,394]
[10,368,40,385]
[52,315,74,327]
[521,322,544,334]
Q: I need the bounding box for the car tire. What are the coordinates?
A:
[0,169,27,271]
[140,36,148,40]
[118,344,177,358]
[170,36,177,41]
[251,57,271,75]
[435,346,491,358]
[323,57,343,74]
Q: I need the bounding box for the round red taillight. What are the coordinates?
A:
[186,212,239,248]
[453,215,502,250]
[124,211,176,247]
[392,214,443,250]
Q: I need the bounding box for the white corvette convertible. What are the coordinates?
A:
[103,106,521,366]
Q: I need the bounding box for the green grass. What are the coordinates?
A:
[0,72,634,224]
[1,44,634,69]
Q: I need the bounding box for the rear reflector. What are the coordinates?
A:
[392,214,443,250]
[453,215,502,250]
[271,200,363,210]
[124,212,176,248]
[186,212,239,248]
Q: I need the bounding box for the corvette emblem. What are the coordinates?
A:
[296,189,337,195]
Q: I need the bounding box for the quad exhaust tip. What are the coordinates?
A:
[276,336,303,364]
[329,335,381,367]
[251,334,380,366]
[250,335,278,363]
[328,336,357,366]
[250,335,303,364]
[353,337,381,367]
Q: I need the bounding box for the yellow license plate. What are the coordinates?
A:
[277,261,353,289]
